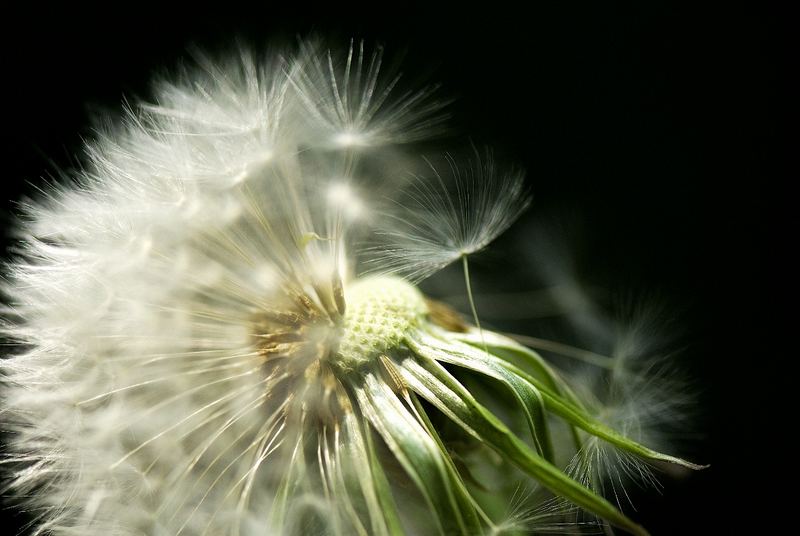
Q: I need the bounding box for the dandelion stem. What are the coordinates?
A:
[461,254,487,355]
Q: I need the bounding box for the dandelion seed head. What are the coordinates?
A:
[1,38,699,536]
[335,276,426,370]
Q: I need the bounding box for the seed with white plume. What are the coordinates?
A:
[1,40,702,536]
[369,152,531,283]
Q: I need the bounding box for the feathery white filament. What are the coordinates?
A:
[292,40,449,147]
[369,152,532,282]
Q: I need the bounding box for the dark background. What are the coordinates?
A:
[1,3,784,534]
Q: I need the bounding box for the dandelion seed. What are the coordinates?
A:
[565,317,697,513]
[291,39,449,147]
[1,40,702,536]
[369,152,531,283]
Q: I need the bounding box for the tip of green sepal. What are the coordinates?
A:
[656,453,709,471]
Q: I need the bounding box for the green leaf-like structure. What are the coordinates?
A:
[286,275,704,536]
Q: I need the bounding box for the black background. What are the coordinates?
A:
[0,3,784,535]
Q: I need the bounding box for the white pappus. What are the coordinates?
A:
[1,39,702,536]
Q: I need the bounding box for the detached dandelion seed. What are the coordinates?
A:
[1,39,703,536]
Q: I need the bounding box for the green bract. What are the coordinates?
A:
[319,276,702,536]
